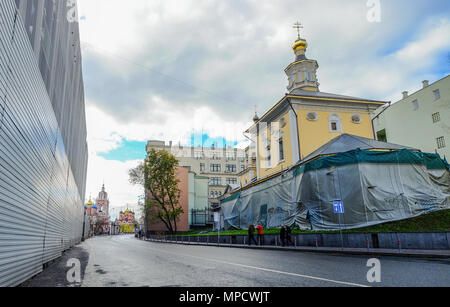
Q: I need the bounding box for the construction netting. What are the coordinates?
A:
[221,149,450,231]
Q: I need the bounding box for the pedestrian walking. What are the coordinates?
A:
[256,224,264,245]
[280,226,286,246]
[286,225,293,246]
[248,224,257,246]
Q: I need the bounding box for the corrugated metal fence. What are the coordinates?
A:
[0,0,84,286]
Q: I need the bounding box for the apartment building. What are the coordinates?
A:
[372,76,450,159]
[146,141,246,208]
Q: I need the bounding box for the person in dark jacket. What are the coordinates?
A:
[286,225,293,246]
[248,224,257,246]
[280,226,286,246]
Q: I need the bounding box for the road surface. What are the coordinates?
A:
[23,235,450,287]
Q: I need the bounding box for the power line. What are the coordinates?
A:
[81,41,235,105]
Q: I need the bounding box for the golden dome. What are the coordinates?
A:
[86,198,93,207]
[292,38,307,51]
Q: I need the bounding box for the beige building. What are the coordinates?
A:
[146,141,246,208]
[372,75,450,159]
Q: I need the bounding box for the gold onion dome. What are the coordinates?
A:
[292,38,307,51]
[86,198,93,207]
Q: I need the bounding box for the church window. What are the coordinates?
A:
[411,99,419,111]
[306,112,318,121]
[351,114,362,124]
[279,138,285,161]
[329,114,342,132]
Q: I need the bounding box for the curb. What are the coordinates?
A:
[143,239,450,259]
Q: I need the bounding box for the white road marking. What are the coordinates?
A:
[142,242,370,287]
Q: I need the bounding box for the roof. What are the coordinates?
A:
[246,90,387,133]
[301,134,419,163]
[290,89,387,103]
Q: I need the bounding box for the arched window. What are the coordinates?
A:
[329,114,342,132]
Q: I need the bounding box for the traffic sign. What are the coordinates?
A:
[333,201,344,214]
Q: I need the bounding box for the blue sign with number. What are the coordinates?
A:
[333,201,344,214]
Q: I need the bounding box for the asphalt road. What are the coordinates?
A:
[24,235,450,287]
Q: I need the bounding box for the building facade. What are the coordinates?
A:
[119,209,136,233]
[372,76,450,159]
[0,0,88,286]
[95,185,111,233]
[147,166,190,233]
[240,29,386,187]
[146,141,245,208]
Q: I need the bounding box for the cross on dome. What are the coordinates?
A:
[293,21,303,39]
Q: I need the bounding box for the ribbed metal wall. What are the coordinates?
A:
[0,0,86,286]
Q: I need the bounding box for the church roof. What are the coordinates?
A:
[301,134,419,163]
[289,89,387,104]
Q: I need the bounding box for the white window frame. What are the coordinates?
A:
[328,114,342,132]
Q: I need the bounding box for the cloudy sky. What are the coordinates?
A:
[76,0,450,218]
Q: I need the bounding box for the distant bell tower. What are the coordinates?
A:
[96,184,110,216]
[285,22,319,93]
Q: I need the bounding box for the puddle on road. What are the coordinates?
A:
[95,269,108,275]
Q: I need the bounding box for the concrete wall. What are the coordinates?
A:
[159,232,450,250]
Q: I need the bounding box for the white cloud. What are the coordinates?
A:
[85,154,143,221]
[78,0,450,208]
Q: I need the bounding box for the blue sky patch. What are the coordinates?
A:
[99,139,147,162]
[189,133,239,148]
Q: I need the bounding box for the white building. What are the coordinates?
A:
[372,75,450,159]
[146,141,246,209]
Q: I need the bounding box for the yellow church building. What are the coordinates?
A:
[240,24,387,187]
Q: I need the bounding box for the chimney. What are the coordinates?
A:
[402,91,408,99]
[422,80,429,88]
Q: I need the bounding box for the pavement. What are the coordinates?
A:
[147,238,450,259]
[21,235,450,287]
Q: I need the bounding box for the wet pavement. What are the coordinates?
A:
[21,234,450,287]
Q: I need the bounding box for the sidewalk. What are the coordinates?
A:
[144,238,450,259]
